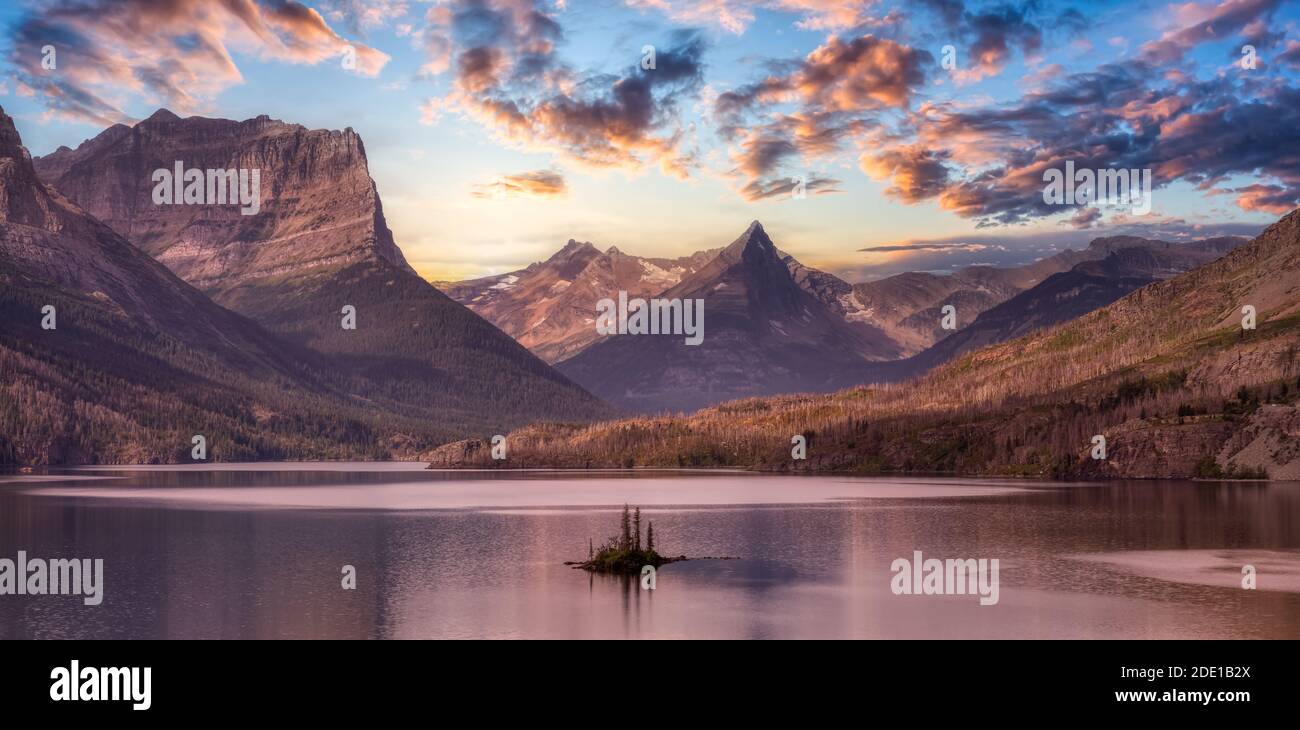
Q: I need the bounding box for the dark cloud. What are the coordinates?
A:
[1140,0,1283,64]
[864,63,1300,224]
[423,2,704,175]
[917,0,1046,79]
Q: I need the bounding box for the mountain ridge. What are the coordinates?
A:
[556,221,899,412]
[427,207,1300,480]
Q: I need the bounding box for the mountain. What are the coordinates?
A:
[902,237,1246,374]
[0,105,436,464]
[32,110,612,435]
[438,241,719,363]
[555,221,898,412]
[844,235,1221,355]
[428,208,1300,480]
[34,109,415,290]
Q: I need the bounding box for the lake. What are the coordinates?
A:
[1,464,1298,639]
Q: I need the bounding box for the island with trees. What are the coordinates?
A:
[569,505,684,574]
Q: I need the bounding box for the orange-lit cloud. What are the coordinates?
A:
[10,0,389,125]
[471,170,568,198]
[421,1,704,177]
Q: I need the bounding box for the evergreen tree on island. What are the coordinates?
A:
[574,505,678,574]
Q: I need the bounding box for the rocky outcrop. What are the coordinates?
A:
[439,240,720,364]
[1221,405,1300,480]
[35,110,414,292]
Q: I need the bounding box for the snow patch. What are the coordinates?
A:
[489,274,520,290]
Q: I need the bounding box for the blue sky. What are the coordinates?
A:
[2,0,1297,281]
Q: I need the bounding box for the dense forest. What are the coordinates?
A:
[0,276,442,464]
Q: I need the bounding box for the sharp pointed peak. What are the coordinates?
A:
[726,219,775,253]
[606,245,623,256]
[0,105,22,148]
[543,239,599,266]
[143,108,182,124]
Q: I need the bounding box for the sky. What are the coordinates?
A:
[1,0,1297,282]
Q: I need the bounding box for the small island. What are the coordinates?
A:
[568,505,685,574]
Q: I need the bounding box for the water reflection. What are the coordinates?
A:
[0,469,1297,639]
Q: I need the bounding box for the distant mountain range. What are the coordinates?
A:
[428,207,1300,480]
[442,220,1246,412]
[2,107,610,465]
[437,241,720,364]
[899,236,1245,374]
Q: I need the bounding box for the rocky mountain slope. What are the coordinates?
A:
[438,241,719,363]
[555,222,898,412]
[32,110,612,436]
[846,235,1236,356]
[902,237,1246,375]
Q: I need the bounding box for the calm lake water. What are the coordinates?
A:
[1,464,1298,639]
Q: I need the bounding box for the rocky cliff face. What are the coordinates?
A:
[16,109,613,460]
[2,108,284,346]
[438,241,720,364]
[35,109,414,292]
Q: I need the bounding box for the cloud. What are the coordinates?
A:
[844,219,1265,280]
[715,34,929,198]
[740,174,842,201]
[1280,39,1300,67]
[858,242,990,253]
[859,145,951,202]
[8,0,389,125]
[917,0,1045,81]
[1231,183,1299,214]
[1139,0,1283,64]
[718,35,931,119]
[623,0,892,34]
[1068,206,1103,229]
[421,1,705,176]
[864,61,1300,223]
[471,169,568,198]
[318,0,411,35]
